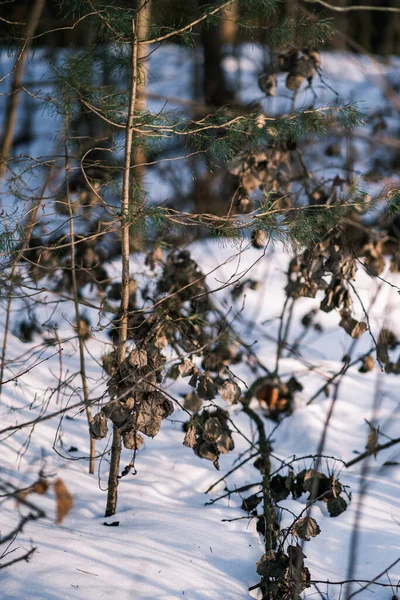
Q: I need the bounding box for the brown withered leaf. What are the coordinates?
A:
[183,391,203,412]
[216,431,234,454]
[123,431,144,450]
[365,421,379,457]
[339,312,367,339]
[203,417,222,442]
[197,375,217,400]
[241,493,262,512]
[145,246,164,270]
[292,517,321,541]
[270,474,291,502]
[197,442,218,462]
[377,328,398,364]
[128,349,148,369]
[183,424,198,449]
[54,478,73,524]
[286,73,304,91]
[178,359,196,378]
[89,412,108,440]
[302,469,331,500]
[135,394,173,438]
[359,355,375,373]
[256,550,289,578]
[258,72,277,96]
[251,229,268,249]
[32,479,49,495]
[327,495,347,517]
[18,478,49,501]
[219,379,241,405]
[256,381,279,409]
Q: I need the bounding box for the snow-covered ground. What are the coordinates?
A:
[1,46,400,599]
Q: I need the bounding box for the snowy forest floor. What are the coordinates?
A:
[1,46,400,600]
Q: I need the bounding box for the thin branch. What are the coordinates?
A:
[301,0,400,12]
[345,434,400,468]
[346,556,400,599]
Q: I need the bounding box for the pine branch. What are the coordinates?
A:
[140,0,234,46]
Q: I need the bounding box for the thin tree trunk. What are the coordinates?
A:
[0,0,45,181]
[130,0,151,252]
[65,132,96,475]
[134,0,151,183]
[105,14,139,518]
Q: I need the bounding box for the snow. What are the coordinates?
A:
[1,45,400,599]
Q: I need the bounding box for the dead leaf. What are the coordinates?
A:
[365,421,379,457]
[197,375,217,400]
[327,495,347,517]
[178,359,196,378]
[54,478,73,524]
[89,412,108,439]
[359,355,374,373]
[128,349,148,369]
[292,517,321,541]
[219,379,241,405]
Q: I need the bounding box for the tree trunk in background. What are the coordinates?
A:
[0,0,46,181]
[354,3,371,53]
[331,0,347,50]
[199,0,232,107]
[284,0,297,19]
[221,0,238,44]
